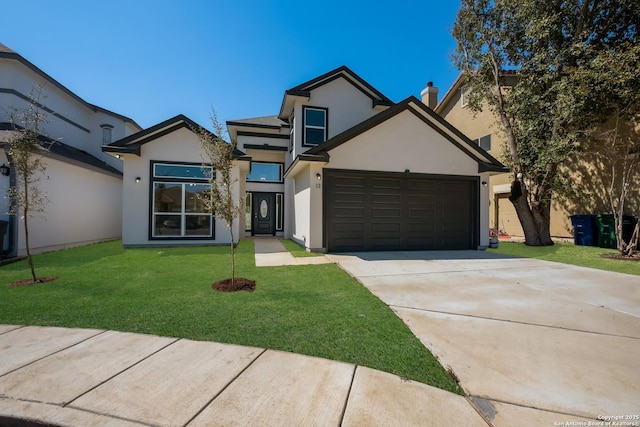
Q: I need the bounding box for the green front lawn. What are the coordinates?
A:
[280,239,324,257]
[0,240,461,394]
[488,241,640,276]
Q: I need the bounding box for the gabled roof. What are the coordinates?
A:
[226,115,288,141]
[0,42,141,130]
[278,66,394,120]
[226,115,287,129]
[103,114,249,160]
[434,70,519,114]
[306,96,507,173]
[0,122,121,177]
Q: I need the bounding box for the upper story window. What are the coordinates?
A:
[461,85,471,108]
[303,106,327,146]
[247,162,283,183]
[474,134,491,151]
[101,124,114,144]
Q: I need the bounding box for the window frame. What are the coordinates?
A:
[149,161,215,240]
[246,161,284,183]
[461,85,471,108]
[474,134,492,151]
[302,106,328,147]
[101,124,114,145]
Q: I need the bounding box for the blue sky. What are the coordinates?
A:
[2,0,462,131]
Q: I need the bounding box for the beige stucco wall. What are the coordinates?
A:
[438,84,577,238]
[120,127,242,246]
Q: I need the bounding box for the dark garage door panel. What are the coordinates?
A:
[325,171,477,252]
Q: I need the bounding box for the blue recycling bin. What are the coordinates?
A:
[570,215,597,246]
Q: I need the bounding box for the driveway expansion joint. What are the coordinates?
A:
[391,305,640,340]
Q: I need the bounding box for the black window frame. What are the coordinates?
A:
[246,161,284,183]
[149,160,215,240]
[302,106,328,147]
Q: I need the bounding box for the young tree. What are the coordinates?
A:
[6,87,50,282]
[452,0,638,246]
[573,43,640,256]
[196,109,244,285]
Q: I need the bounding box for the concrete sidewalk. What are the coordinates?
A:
[253,238,332,267]
[0,325,488,426]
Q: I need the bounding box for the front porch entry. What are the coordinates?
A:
[251,192,276,236]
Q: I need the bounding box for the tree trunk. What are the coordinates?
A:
[508,180,554,246]
[22,175,37,282]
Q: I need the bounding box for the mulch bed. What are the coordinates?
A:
[212,278,256,292]
[9,276,59,288]
[600,253,640,261]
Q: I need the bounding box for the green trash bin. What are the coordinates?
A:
[595,214,617,249]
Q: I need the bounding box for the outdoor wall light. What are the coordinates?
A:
[135,177,142,183]
[316,173,322,180]
[0,164,9,177]
[516,172,523,179]
[482,181,488,187]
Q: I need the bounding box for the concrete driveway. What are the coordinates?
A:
[327,251,640,426]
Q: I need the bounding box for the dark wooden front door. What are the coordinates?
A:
[252,192,276,236]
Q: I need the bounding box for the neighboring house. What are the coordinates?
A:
[434,74,568,238]
[104,66,506,252]
[0,42,141,257]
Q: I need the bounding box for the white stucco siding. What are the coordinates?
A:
[307,78,379,139]
[13,157,122,256]
[121,127,241,246]
[289,77,380,164]
[1,60,133,173]
[291,166,311,247]
[326,110,478,175]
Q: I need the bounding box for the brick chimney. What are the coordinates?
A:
[420,81,439,109]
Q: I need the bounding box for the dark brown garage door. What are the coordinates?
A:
[324,170,478,252]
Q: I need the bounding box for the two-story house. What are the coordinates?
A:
[0,42,142,258]
[105,66,506,252]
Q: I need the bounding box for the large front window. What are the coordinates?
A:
[303,106,327,146]
[151,162,214,238]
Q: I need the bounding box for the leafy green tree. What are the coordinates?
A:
[196,109,244,284]
[572,43,640,256]
[6,87,49,282]
[452,0,638,246]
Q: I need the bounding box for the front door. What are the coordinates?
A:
[252,192,276,236]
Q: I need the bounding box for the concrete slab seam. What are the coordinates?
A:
[465,395,495,427]
[0,329,108,380]
[391,305,640,340]
[0,325,25,336]
[24,401,156,427]
[183,347,268,426]
[337,363,358,426]
[351,264,551,278]
[64,337,181,407]
[469,395,600,422]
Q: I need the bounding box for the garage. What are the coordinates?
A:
[324,169,479,252]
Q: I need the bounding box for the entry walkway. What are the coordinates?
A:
[253,237,332,267]
[0,325,488,426]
